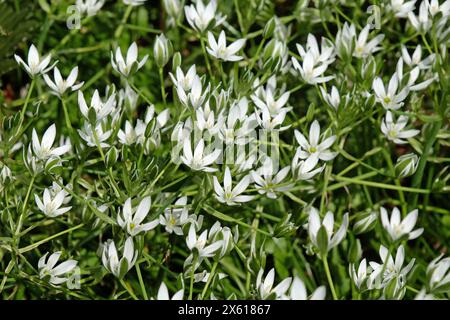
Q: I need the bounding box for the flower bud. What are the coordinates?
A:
[353,211,378,235]
[395,153,419,178]
[105,146,119,168]
[163,0,182,20]
[154,34,172,68]
[172,51,182,73]
[263,17,276,39]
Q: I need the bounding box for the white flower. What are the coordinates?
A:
[353,25,384,58]
[251,158,293,199]
[373,74,409,110]
[380,207,424,242]
[255,105,290,131]
[102,237,138,278]
[381,111,420,144]
[14,44,55,77]
[308,207,349,253]
[181,138,221,172]
[401,45,435,69]
[282,276,326,300]
[31,124,71,160]
[295,34,336,67]
[408,1,433,32]
[291,149,325,181]
[186,223,223,258]
[170,65,198,92]
[176,75,210,109]
[291,51,334,84]
[118,120,138,145]
[389,0,417,17]
[256,268,292,300]
[426,254,450,292]
[252,90,290,117]
[335,23,356,59]
[349,259,372,290]
[43,66,84,97]
[111,42,148,77]
[213,167,254,205]
[320,86,341,110]
[78,122,112,148]
[35,186,72,218]
[368,245,415,293]
[154,34,172,68]
[294,120,337,168]
[123,0,146,6]
[38,252,78,286]
[155,282,184,300]
[78,90,117,122]
[76,0,105,16]
[160,196,190,235]
[184,0,225,32]
[206,31,246,62]
[117,197,159,236]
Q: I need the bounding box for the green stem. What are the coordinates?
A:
[15,175,36,236]
[120,279,138,300]
[201,260,218,299]
[135,262,149,300]
[322,255,338,300]
[159,68,167,105]
[188,255,198,300]
[200,36,213,80]
[115,5,133,39]
[18,79,35,129]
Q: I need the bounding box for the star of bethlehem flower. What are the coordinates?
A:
[295,34,336,68]
[380,207,424,242]
[43,66,84,97]
[372,74,409,110]
[176,75,210,109]
[35,185,72,218]
[294,120,337,169]
[31,124,71,161]
[251,158,293,199]
[111,42,148,77]
[208,221,236,258]
[102,237,138,278]
[184,0,225,33]
[169,65,198,92]
[389,0,417,18]
[281,276,326,300]
[426,254,450,292]
[349,258,372,290]
[181,138,221,172]
[213,166,254,205]
[255,268,292,300]
[251,90,291,117]
[353,25,384,58]
[159,196,193,235]
[206,30,246,62]
[408,0,433,32]
[307,207,349,254]
[38,252,78,286]
[291,149,325,180]
[117,197,159,236]
[291,51,334,84]
[76,0,105,16]
[320,86,343,111]
[14,44,55,77]
[186,223,223,259]
[78,122,112,148]
[401,44,435,69]
[381,111,420,144]
[154,282,184,300]
[368,245,415,294]
[78,89,117,122]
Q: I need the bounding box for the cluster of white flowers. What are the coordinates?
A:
[3,0,448,301]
